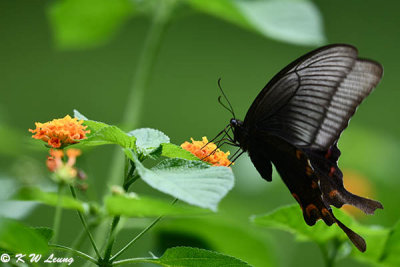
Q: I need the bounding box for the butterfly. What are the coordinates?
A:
[217,44,384,252]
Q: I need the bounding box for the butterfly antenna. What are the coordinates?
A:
[217,78,236,118]
[218,96,234,117]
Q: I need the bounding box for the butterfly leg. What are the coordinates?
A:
[228,149,245,166]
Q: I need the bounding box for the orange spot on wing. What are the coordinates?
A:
[329,166,336,177]
[296,150,302,160]
[321,208,330,217]
[329,190,338,198]
[292,193,303,210]
[305,204,318,217]
[311,180,318,189]
[325,149,332,159]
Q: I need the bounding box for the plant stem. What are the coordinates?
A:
[123,174,139,190]
[110,198,178,262]
[103,216,121,262]
[49,244,98,265]
[102,156,135,262]
[60,218,101,267]
[107,0,176,192]
[52,183,65,243]
[69,185,102,260]
[318,239,340,267]
[93,1,177,262]
[122,0,176,129]
[112,257,154,266]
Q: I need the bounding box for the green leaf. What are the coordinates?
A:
[48,0,134,49]
[185,0,253,30]
[14,187,86,212]
[235,0,325,46]
[72,110,137,149]
[252,204,344,244]
[149,246,251,266]
[128,128,170,156]
[73,110,110,132]
[80,125,137,149]
[379,222,400,266]
[105,194,208,217]
[32,227,54,242]
[73,109,89,121]
[252,204,391,259]
[349,224,390,265]
[0,217,48,254]
[0,178,37,219]
[126,150,234,211]
[186,0,325,46]
[154,143,200,161]
[159,216,275,266]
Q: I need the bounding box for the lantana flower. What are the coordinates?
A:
[29,115,90,148]
[181,136,231,166]
[47,148,82,184]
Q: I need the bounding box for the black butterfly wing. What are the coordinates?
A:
[249,134,367,252]
[244,44,383,150]
[303,144,383,215]
[243,44,383,251]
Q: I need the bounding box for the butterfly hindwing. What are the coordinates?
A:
[253,134,334,225]
[250,134,367,251]
[304,144,383,215]
[248,147,273,182]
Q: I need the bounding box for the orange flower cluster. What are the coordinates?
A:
[181,137,231,166]
[47,148,82,183]
[29,115,90,148]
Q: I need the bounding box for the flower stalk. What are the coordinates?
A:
[52,183,65,243]
[107,0,176,190]
[94,2,177,263]
[110,198,178,262]
[69,185,102,260]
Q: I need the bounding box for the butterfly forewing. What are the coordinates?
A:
[243,44,383,150]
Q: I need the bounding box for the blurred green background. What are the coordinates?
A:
[1,0,399,266]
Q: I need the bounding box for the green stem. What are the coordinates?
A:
[122,0,176,129]
[93,1,176,261]
[112,258,154,266]
[110,198,178,262]
[103,157,136,262]
[52,183,65,243]
[49,244,98,265]
[69,185,102,260]
[107,0,176,191]
[103,216,121,262]
[123,174,139,190]
[60,218,101,267]
[318,239,340,267]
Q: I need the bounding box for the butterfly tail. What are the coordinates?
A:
[305,144,384,215]
[331,213,366,252]
[329,189,383,215]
